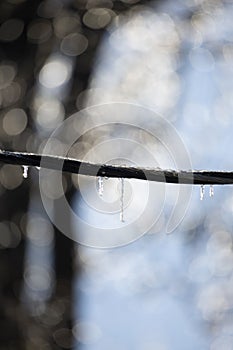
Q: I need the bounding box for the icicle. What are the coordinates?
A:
[120,178,124,222]
[22,165,29,179]
[209,185,214,197]
[97,176,104,197]
[200,185,205,200]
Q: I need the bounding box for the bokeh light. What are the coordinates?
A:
[0,64,16,89]
[0,221,21,249]
[37,0,63,19]
[0,19,24,42]
[35,98,64,130]
[24,265,54,293]
[39,57,72,89]
[83,8,113,29]
[26,215,54,247]
[3,108,27,135]
[1,81,22,107]
[27,19,52,44]
[54,14,80,38]
[61,33,88,56]
[0,164,23,190]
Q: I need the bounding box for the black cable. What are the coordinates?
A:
[0,149,232,185]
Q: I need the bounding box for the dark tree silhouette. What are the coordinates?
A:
[0,0,156,348]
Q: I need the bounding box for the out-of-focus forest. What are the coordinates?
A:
[0,0,233,349]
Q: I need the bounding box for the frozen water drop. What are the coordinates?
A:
[120,178,124,222]
[22,165,29,179]
[200,185,205,200]
[209,185,214,197]
[97,176,104,197]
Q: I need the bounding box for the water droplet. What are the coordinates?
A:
[120,178,124,222]
[97,176,104,197]
[200,185,205,200]
[22,165,29,179]
[209,185,214,197]
[36,166,41,170]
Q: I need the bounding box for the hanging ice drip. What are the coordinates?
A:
[200,185,205,200]
[22,165,29,179]
[119,178,124,222]
[209,185,214,197]
[97,176,104,197]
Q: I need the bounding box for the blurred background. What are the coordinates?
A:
[0,0,233,349]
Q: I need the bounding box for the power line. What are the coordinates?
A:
[0,149,232,185]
